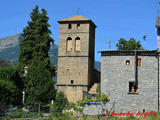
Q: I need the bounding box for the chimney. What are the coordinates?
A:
[156,17,160,51]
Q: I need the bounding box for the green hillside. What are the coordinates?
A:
[0,45,20,64]
[0,58,10,67]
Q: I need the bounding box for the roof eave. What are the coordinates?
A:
[57,20,97,28]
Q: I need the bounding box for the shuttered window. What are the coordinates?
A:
[67,37,72,51]
[138,58,141,66]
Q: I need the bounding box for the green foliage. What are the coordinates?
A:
[101,93,109,101]
[116,38,143,50]
[0,66,22,105]
[77,100,85,106]
[94,95,101,102]
[83,96,90,103]
[5,111,160,120]
[49,100,84,119]
[66,102,76,110]
[5,108,39,118]
[48,92,83,119]
[18,5,55,77]
[83,93,109,103]
[24,63,56,111]
[17,5,57,111]
[66,101,83,113]
[51,91,68,116]
[96,83,101,96]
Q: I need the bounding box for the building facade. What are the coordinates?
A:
[101,50,159,114]
[100,17,160,114]
[56,15,97,102]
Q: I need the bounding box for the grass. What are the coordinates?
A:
[3,111,160,120]
[41,112,160,120]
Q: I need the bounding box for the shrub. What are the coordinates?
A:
[5,108,38,118]
[83,93,109,103]
[50,91,68,117]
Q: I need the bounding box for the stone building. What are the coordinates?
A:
[56,15,99,102]
[100,17,160,114]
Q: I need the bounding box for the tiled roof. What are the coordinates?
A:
[99,50,157,53]
[99,50,158,56]
[58,15,90,22]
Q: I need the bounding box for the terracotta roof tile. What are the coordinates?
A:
[58,15,90,22]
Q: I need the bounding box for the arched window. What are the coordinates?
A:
[75,37,80,51]
[67,37,72,51]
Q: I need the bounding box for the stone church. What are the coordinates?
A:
[56,14,160,114]
[56,15,100,102]
[100,16,160,114]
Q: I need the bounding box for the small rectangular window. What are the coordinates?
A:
[138,58,141,66]
[129,82,137,93]
[143,109,145,113]
[77,24,80,29]
[68,24,71,29]
[71,80,74,84]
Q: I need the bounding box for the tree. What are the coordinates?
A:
[116,38,143,50]
[18,5,56,76]
[51,91,68,116]
[0,66,22,105]
[24,63,56,111]
[18,5,56,111]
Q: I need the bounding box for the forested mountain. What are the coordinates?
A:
[0,59,10,67]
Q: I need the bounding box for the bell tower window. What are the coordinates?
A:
[67,37,72,51]
[71,80,74,84]
[75,37,80,51]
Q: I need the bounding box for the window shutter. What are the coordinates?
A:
[138,58,141,66]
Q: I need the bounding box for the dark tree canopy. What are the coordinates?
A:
[18,5,56,111]
[24,63,56,111]
[51,91,68,116]
[116,38,143,50]
[18,5,55,77]
[0,66,22,105]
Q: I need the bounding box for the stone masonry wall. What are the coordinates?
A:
[57,85,88,102]
[57,57,89,85]
[101,55,159,115]
[58,23,90,57]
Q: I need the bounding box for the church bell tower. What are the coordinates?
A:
[57,15,96,102]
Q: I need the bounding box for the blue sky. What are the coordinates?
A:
[0,0,159,61]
